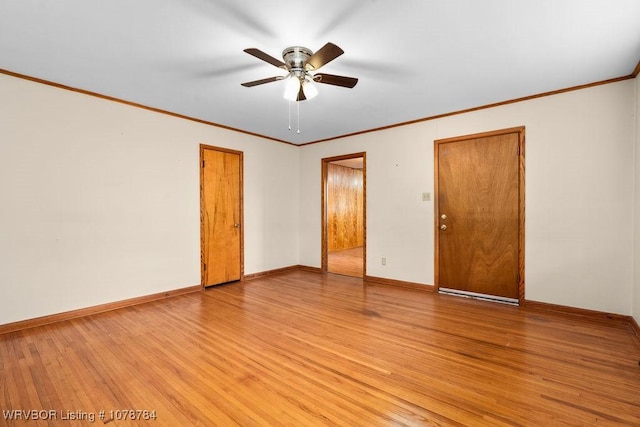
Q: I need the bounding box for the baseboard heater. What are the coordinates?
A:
[438,287,519,306]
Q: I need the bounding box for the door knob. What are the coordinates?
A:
[440,224,447,231]
[440,214,447,220]
[234,223,240,228]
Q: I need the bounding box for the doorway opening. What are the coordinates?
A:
[322,153,366,278]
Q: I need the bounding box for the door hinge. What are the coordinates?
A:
[203,263,207,271]
[202,160,205,168]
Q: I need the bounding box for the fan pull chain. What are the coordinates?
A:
[287,100,301,134]
[297,99,301,134]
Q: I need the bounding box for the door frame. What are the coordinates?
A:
[434,127,525,303]
[200,144,244,287]
[321,152,367,275]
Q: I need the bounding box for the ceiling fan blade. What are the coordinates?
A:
[315,73,358,88]
[243,48,287,68]
[241,76,283,87]
[306,42,344,70]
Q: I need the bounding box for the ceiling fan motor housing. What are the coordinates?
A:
[283,46,313,78]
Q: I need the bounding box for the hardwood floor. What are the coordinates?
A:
[328,246,364,278]
[1,270,640,426]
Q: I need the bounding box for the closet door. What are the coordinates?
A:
[201,146,243,287]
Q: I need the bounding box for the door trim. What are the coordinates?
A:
[200,144,244,287]
[321,152,367,275]
[434,127,525,303]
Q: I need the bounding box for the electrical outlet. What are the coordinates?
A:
[422,192,431,201]
[382,257,387,266]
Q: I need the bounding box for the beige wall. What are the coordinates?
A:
[1,71,638,325]
[299,80,636,315]
[0,74,299,325]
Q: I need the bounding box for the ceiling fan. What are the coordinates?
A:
[241,42,358,101]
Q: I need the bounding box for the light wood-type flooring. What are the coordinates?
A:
[328,246,364,278]
[1,270,640,426]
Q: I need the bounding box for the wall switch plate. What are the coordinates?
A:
[382,257,386,266]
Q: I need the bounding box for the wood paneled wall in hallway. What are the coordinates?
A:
[327,163,364,251]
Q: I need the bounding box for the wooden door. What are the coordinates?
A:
[435,128,524,302]
[201,145,243,287]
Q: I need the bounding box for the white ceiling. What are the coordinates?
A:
[1,1,639,145]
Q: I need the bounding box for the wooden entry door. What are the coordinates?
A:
[201,145,243,287]
[435,127,524,302]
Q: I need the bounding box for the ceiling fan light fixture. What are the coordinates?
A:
[302,78,318,100]
[283,76,301,101]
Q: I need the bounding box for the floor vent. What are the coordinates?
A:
[438,288,519,306]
